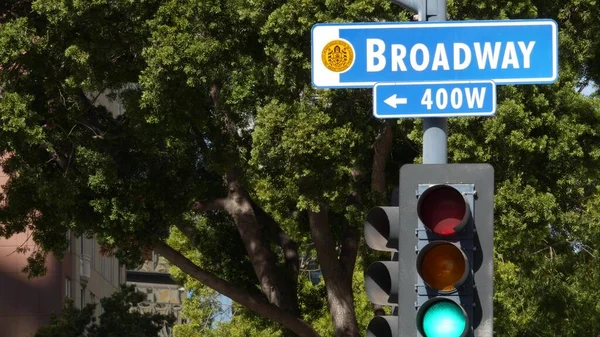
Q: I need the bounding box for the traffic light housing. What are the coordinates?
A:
[364,206,400,337]
[398,164,494,337]
[364,164,493,337]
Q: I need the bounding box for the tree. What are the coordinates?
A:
[1,1,600,337]
[34,285,173,337]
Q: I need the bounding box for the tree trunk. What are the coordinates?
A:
[223,174,299,315]
[252,199,301,316]
[308,208,359,337]
[371,120,394,194]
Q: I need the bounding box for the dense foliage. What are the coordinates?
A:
[34,285,173,337]
[1,0,600,336]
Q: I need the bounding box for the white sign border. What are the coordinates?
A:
[373,80,497,119]
[312,19,558,88]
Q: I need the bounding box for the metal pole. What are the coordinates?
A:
[422,0,447,164]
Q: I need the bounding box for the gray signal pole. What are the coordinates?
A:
[392,0,448,164]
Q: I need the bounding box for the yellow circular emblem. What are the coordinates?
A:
[321,39,355,73]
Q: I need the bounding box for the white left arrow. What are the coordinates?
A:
[383,94,408,108]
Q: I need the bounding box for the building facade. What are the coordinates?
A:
[127,252,186,337]
[0,164,124,337]
[73,232,125,317]
[0,232,124,337]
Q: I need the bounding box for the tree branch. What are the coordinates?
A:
[174,222,199,244]
[251,200,300,281]
[251,200,301,315]
[153,242,321,337]
[192,198,227,212]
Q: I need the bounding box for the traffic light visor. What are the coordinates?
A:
[417,242,468,292]
[417,185,469,236]
[417,298,469,337]
[366,316,398,337]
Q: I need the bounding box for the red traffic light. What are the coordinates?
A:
[417,185,470,236]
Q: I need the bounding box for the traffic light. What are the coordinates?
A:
[397,164,494,337]
[364,164,493,337]
[364,206,400,337]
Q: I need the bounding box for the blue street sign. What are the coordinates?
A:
[373,81,496,118]
[312,20,557,88]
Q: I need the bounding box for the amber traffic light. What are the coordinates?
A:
[417,241,468,292]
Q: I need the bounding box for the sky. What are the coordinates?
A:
[582,82,597,96]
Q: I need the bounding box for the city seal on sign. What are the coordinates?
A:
[321,39,355,72]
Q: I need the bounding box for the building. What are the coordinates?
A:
[0,170,124,337]
[0,232,124,337]
[127,252,186,337]
[72,232,125,317]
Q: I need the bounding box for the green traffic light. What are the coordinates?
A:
[421,300,467,337]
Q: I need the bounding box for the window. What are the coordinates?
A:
[65,277,72,298]
[110,258,114,284]
[80,287,85,308]
[100,255,105,277]
[118,264,122,284]
[80,236,85,255]
[152,251,158,270]
[90,293,97,315]
[91,239,95,268]
[66,230,72,252]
